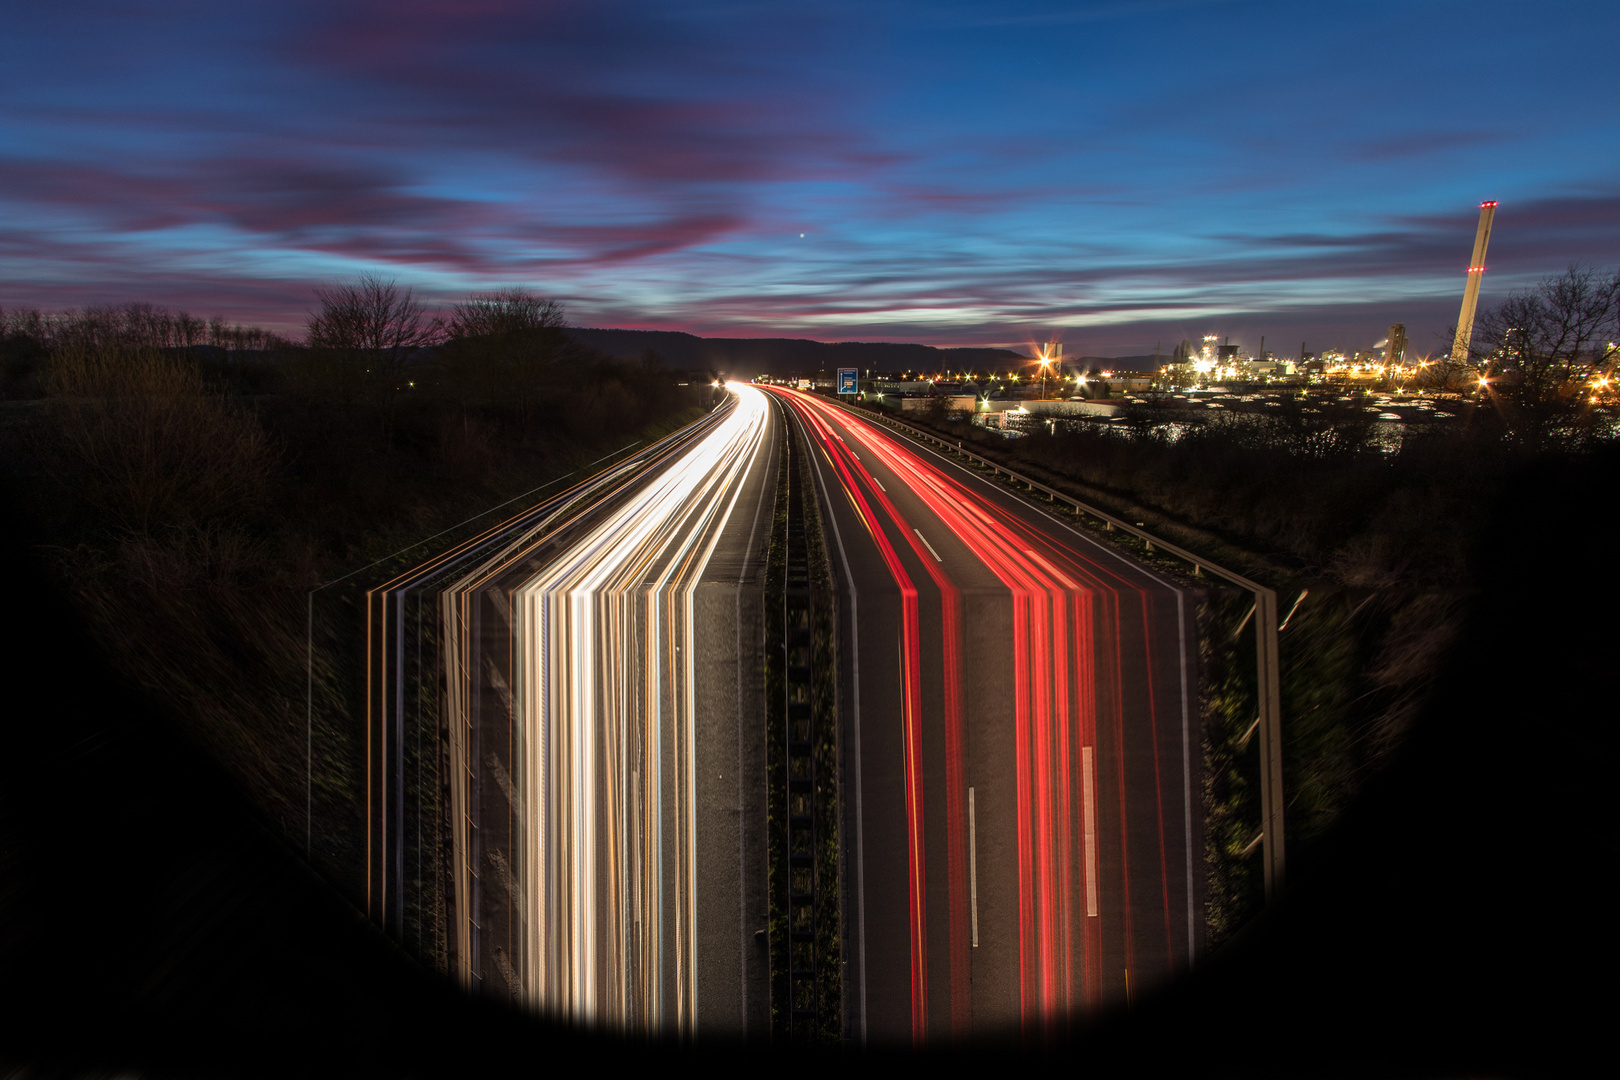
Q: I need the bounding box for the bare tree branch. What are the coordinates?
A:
[446,288,565,340]
[304,274,442,417]
[1471,264,1620,450]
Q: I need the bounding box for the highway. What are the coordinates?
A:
[372,382,1196,1044]
[769,388,1198,1043]
[431,382,777,1034]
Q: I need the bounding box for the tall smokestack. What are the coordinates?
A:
[1450,201,1497,364]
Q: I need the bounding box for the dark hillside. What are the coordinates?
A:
[567,326,1024,377]
[0,301,713,907]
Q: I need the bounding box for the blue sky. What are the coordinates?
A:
[3,0,1617,354]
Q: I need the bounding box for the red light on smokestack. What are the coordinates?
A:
[1452,201,1497,364]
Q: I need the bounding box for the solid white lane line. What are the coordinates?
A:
[968,786,980,947]
[511,385,769,1027]
[672,411,764,1032]
[914,529,943,562]
[800,406,868,1044]
[1082,746,1098,918]
[735,409,774,1030]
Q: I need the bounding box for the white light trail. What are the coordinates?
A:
[511,384,769,1031]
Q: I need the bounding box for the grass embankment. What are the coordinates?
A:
[844,396,1490,947]
[1197,587,1465,946]
[0,306,709,910]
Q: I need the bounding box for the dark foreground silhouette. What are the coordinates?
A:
[2,449,1611,1078]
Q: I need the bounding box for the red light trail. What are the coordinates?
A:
[772,388,1182,1040]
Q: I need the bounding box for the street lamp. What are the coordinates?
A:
[1037,344,1056,400]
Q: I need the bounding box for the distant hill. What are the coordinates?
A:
[566,328,1026,377]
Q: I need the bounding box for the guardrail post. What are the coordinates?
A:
[1253,588,1286,900]
[826,398,1287,899]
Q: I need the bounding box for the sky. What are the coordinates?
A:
[3,0,1618,355]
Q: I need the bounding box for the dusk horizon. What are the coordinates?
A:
[5,1,1617,1071]
[7,0,1618,355]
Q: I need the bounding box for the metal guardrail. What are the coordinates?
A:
[313,399,734,975]
[782,428,820,1036]
[768,407,845,1041]
[833,399,1287,901]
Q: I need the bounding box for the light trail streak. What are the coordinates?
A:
[368,435,691,942]
[432,384,769,1032]
[516,383,767,1030]
[781,391,934,1039]
[777,389,1179,1037]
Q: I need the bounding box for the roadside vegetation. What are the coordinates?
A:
[0,284,708,902]
[763,414,842,1041]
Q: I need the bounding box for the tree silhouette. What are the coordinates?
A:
[1471,264,1620,450]
[437,289,569,441]
[305,274,440,417]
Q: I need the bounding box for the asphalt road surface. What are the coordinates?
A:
[771,388,1198,1045]
[4,440,1609,1078]
[436,383,777,1035]
[412,382,1193,1044]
